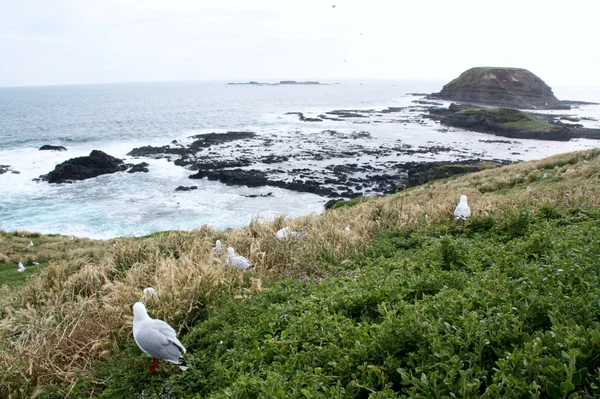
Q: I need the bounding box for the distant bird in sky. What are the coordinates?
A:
[275,227,307,241]
[214,239,222,254]
[143,287,158,300]
[453,195,471,220]
[227,247,253,270]
[332,4,336,8]
[344,59,348,63]
[132,302,188,372]
[28,241,34,249]
[18,262,25,273]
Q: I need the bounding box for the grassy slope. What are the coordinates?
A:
[75,207,600,398]
[2,148,600,398]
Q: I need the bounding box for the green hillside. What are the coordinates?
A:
[2,149,600,398]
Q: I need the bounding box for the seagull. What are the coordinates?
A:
[344,225,351,235]
[143,287,158,300]
[332,4,336,8]
[18,262,25,273]
[227,247,253,270]
[275,227,307,241]
[32,262,39,266]
[453,195,471,220]
[132,302,188,372]
[214,240,222,254]
[69,235,74,241]
[28,241,34,249]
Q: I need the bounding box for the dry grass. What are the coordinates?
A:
[2,148,600,396]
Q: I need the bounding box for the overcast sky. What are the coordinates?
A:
[1,0,598,87]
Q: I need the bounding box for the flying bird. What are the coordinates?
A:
[132,302,188,372]
[28,241,34,249]
[275,227,307,241]
[227,247,253,270]
[453,195,471,220]
[332,4,336,8]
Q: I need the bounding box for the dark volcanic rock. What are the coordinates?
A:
[39,145,67,152]
[0,165,13,175]
[324,198,345,210]
[127,162,150,173]
[175,185,198,191]
[427,103,572,141]
[429,67,565,110]
[41,150,127,183]
[286,112,323,122]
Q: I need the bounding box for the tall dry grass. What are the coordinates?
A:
[2,148,600,396]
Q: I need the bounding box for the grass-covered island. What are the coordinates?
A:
[428,104,575,141]
[3,149,600,398]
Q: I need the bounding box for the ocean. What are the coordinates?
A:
[1,80,599,239]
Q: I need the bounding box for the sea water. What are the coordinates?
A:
[1,80,599,239]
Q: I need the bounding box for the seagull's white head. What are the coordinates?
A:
[227,247,235,257]
[215,239,221,248]
[459,195,468,204]
[133,302,149,321]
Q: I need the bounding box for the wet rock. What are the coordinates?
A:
[40,150,127,184]
[127,162,150,173]
[175,185,198,192]
[286,112,323,122]
[39,145,67,151]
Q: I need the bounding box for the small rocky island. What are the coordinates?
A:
[426,67,600,140]
[39,150,149,184]
[428,67,566,109]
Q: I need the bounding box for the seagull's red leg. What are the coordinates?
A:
[149,357,159,372]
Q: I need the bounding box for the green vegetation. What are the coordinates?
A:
[457,106,560,133]
[329,196,373,210]
[0,261,47,288]
[2,149,600,398]
[67,207,600,398]
[446,67,526,88]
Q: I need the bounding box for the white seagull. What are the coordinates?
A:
[69,235,74,241]
[32,261,39,266]
[275,227,307,241]
[17,262,26,273]
[143,287,158,300]
[132,302,188,372]
[214,240,222,254]
[28,241,34,249]
[453,195,471,220]
[344,225,351,235]
[227,247,253,270]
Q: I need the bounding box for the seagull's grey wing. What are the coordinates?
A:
[135,322,185,363]
[233,256,253,270]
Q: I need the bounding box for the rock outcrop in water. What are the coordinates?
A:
[39,145,67,152]
[41,150,128,183]
[429,67,565,109]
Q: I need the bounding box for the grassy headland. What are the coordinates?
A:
[2,149,600,398]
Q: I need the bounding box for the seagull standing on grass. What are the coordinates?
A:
[453,195,471,220]
[17,262,25,273]
[69,235,74,241]
[275,227,307,241]
[227,247,253,270]
[214,240,222,254]
[28,241,34,249]
[132,302,188,372]
[143,287,158,300]
[344,225,351,235]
